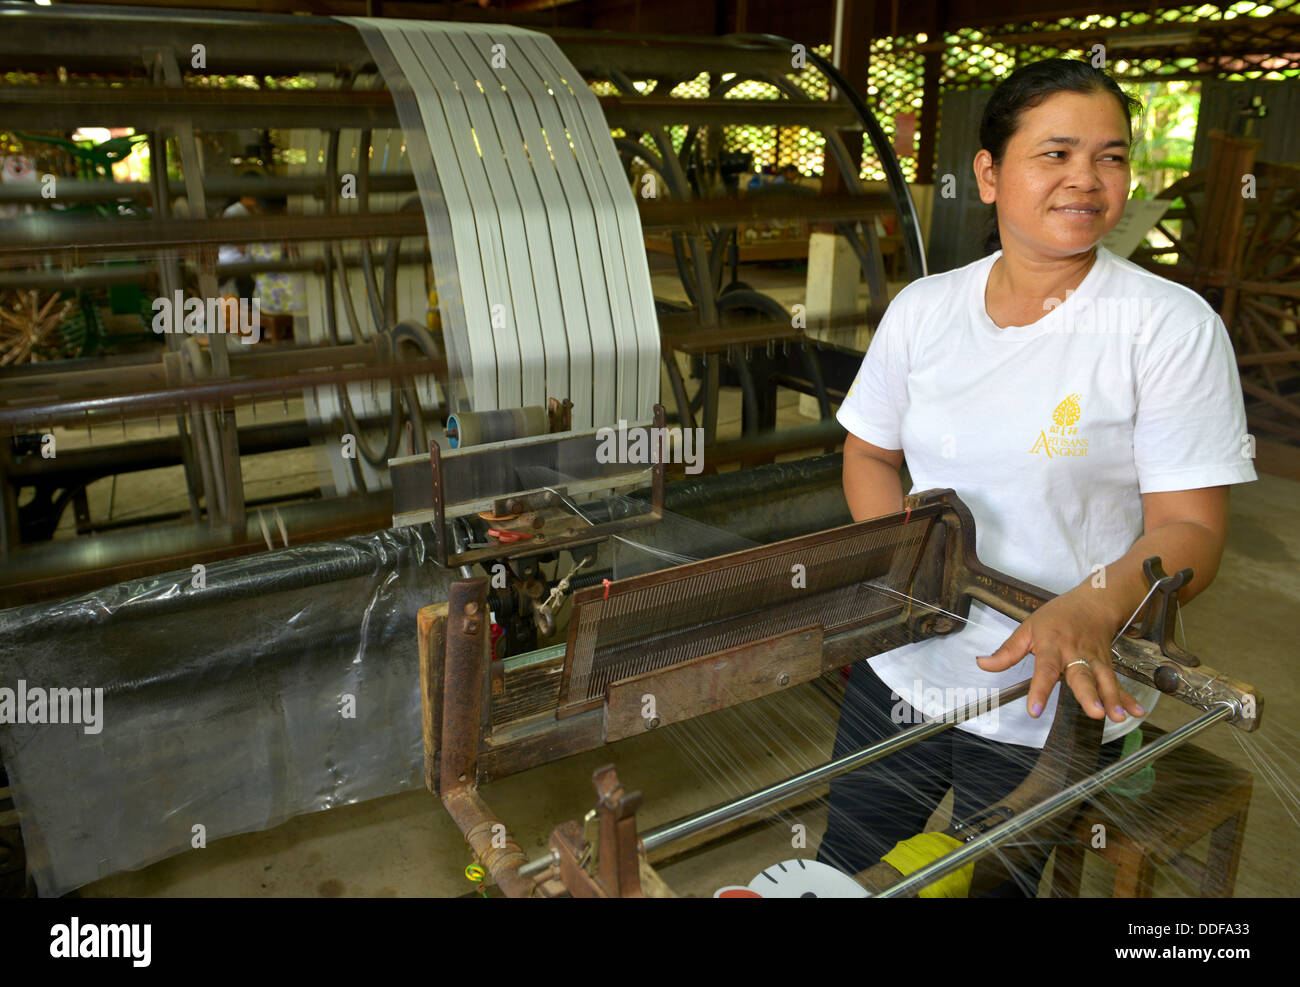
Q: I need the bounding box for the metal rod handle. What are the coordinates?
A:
[872,703,1234,898]
[639,678,1031,854]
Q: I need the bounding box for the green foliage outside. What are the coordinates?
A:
[1129,80,1201,198]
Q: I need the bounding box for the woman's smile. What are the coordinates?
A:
[1052,202,1103,216]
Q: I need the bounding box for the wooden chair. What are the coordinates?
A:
[1050,726,1253,898]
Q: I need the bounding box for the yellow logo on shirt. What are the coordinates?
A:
[1030,393,1088,458]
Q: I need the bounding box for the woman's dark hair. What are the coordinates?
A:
[979,59,1143,254]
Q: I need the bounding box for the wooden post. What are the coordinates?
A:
[417,602,448,794]
[1193,131,1258,300]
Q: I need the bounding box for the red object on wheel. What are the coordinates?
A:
[487,528,533,543]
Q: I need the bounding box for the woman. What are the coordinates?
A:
[817,59,1256,896]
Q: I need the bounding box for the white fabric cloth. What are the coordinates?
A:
[217,200,251,268]
[837,246,1256,748]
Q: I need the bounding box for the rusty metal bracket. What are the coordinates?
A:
[432,577,535,897]
[411,405,667,571]
[594,766,645,897]
[546,766,646,898]
[1129,557,1199,667]
[429,440,446,567]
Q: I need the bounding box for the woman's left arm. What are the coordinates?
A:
[977,486,1230,722]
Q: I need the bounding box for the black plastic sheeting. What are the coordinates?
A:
[0,454,849,895]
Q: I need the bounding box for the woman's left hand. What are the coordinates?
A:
[976,586,1146,723]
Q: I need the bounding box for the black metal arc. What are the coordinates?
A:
[727,33,928,280]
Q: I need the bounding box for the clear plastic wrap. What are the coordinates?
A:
[0,526,447,897]
[0,454,849,896]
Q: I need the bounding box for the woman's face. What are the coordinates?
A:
[975,90,1132,259]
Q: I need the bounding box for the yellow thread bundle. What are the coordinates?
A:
[881,832,974,898]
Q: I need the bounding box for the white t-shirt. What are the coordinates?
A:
[217,200,251,268]
[837,246,1256,749]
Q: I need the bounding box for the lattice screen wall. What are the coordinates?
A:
[879,1,1300,182]
[598,2,1300,186]
[943,1,1300,88]
[597,51,836,186]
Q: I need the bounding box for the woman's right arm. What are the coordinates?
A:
[838,284,912,523]
[842,433,904,522]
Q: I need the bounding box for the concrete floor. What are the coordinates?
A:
[60,263,1300,898]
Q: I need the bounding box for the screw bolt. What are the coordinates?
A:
[646,717,661,730]
[777,672,790,686]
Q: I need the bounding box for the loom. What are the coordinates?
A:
[0,8,1250,901]
[0,6,927,896]
[412,487,1262,897]
[0,4,923,607]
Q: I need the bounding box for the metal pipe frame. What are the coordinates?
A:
[0,355,446,433]
[521,689,1242,897]
[0,249,436,291]
[0,4,795,78]
[0,84,402,132]
[515,681,1033,880]
[2,340,377,407]
[0,212,429,258]
[645,679,1030,856]
[0,174,419,205]
[0,488,397,607]
[873,704,1236,898]
[3,412,399,483]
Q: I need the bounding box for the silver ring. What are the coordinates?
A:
[1066,658,1091,671]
